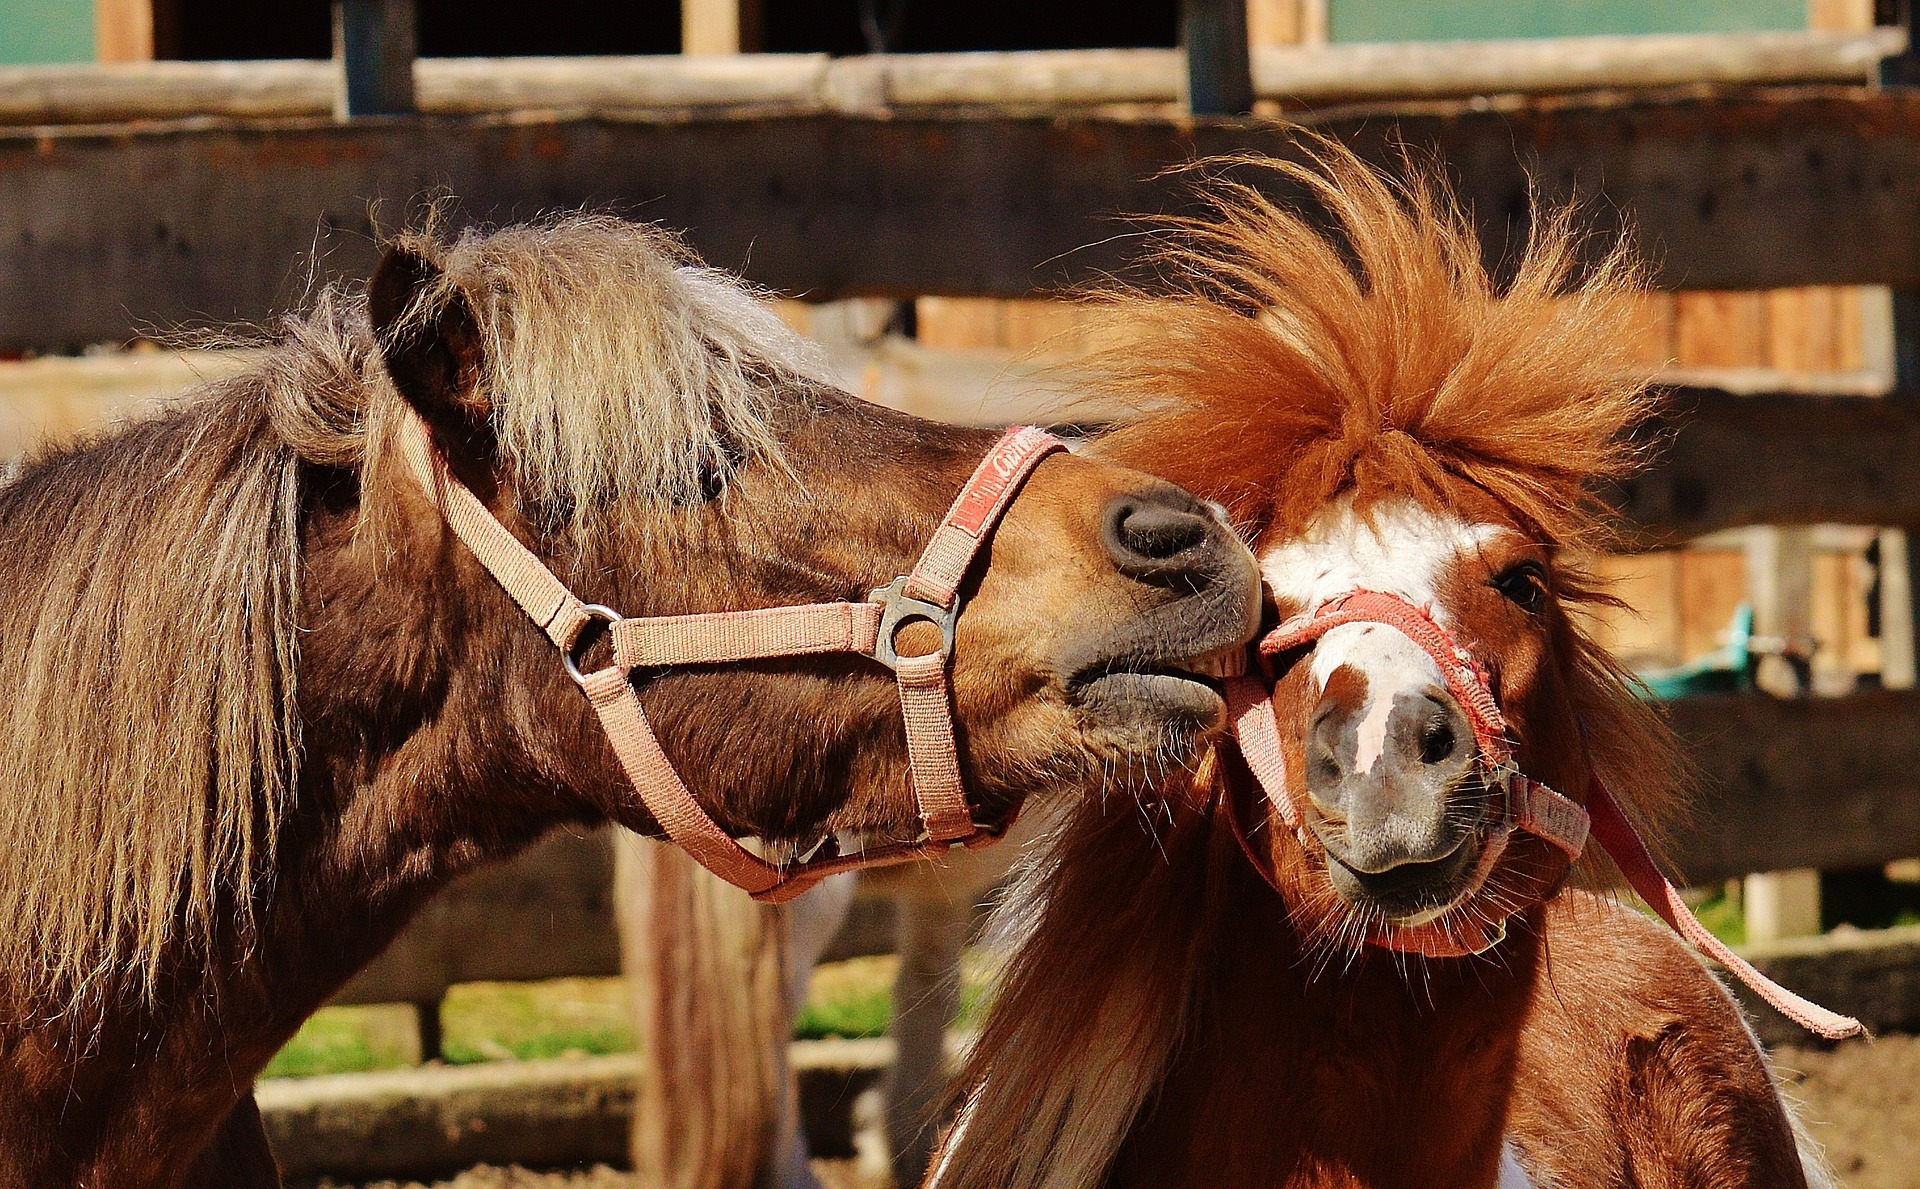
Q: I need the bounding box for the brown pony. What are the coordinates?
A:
[0,216,1261,1187]
[928,148,1831,1189]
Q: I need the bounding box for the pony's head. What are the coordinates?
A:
[1091,143,1682,958]
[358,218,1260,856]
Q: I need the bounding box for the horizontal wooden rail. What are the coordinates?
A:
[15,89,1920,349]
[1667,690,1920,884]
[336,690,1920,1007]
[1620,387,1920,543]
[5,353,1918,542]
[0,31,1894,127]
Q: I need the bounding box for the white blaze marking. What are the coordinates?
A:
[1262,498,1510,736]
[1352,686,1395,774]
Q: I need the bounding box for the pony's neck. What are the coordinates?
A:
[244,463,603,1031]
[1109,777,1543,1189]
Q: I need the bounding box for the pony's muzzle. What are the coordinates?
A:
[1305,677,1488,912]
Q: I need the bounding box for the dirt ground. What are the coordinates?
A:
[1774,1034,1920,1189]
[320,1034,1918,1189]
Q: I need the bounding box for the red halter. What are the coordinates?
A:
[398,411,1066,904]
[1226,589,1862,1040]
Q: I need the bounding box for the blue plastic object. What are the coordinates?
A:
[1634,604,1756,701]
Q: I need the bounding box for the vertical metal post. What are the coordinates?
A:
[1182,0,1255,116]
[334,0,417,119]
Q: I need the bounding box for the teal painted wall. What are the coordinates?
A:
[1330,0,1808,42]
[0,0,94,64]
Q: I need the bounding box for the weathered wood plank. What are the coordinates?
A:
[331,827,900,1005]
[330,690,1920,1007]
[10,91,1920,350]
[0,31,1894,126]
[1618,388,1920,542]
[1736,923,1920,1045]
[1667,691,1920,885]
[333,829,618,1006]
[258,1042,889,1180]
[6,355,1920,541]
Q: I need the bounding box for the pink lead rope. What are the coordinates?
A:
[398,411,1066,904]
[1227,589,1862,1041]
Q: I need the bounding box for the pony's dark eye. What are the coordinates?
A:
[695,450,726,502]
[1492,563,1548,614]
[689,439,742,504]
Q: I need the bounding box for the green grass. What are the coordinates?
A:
[793,956,895,1040]
[265,978,632,1078]
[262,1003,419,1078]
[266,955,997,1077]
[439,977,632,1065]
[1690,886,1746,947]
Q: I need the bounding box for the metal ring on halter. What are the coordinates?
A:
[866,575,957,671]
[562,604,625,685]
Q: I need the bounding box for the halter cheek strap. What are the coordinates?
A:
[397,410,1065,904]
[1227,588,1862,1040]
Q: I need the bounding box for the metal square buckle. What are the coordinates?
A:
[866,575,957,670]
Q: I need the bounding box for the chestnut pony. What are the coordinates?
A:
[930,150,1836,1189]
[0,217,1260,1187]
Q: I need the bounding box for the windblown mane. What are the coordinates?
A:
[932,142,1686,1189]
[0,215,821,1012]
[1089,140,1683,848]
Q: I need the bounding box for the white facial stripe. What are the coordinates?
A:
[1260,496,1511,628]
[1353,695,1393,776]
[1268,499,1511,764]
[1310,623,1447,775]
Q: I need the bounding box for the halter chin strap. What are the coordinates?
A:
[1226,588,1862,1041]
[397,410,1066,904]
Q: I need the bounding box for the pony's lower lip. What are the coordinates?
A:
[1072,669,1228,728]
[1322,831,1480,921]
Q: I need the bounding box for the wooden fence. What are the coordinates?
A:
[5,22,1920,1008]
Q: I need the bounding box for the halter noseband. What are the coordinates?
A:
[398,411,1066,904]
[1226,588,1862,1040]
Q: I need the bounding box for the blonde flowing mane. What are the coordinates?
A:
[933,142,1684,1189]
[0,216,821,1013]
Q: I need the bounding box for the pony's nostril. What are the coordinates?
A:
[1104,496,1212,570]
[1417,715,1456,765]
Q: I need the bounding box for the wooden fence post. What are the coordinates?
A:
[683,0,761,56]
[1183,0,1254,115]
[1744,526,1824,941]
[333,0,417,119]
[94,0,154,62]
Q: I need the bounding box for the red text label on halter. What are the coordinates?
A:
[949,431,1049,536]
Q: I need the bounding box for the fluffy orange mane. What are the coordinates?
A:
[1086,140,1684,853]
[1090,142,1653,554]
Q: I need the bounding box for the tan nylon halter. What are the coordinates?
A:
[396,411,1066,903]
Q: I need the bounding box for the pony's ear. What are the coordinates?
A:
[368,240,491,432]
